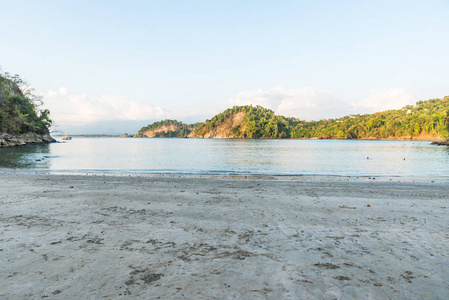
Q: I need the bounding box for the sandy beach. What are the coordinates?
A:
[1,173,448,299]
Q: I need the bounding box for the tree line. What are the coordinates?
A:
[138,96,449,139]
[192,97,449,139]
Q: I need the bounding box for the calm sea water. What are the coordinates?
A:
[0,137,448,178]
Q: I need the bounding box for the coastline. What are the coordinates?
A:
[2,168,448,183]
[132,136,445,142]
[1,173,448,298]
[0,132,56,148]
[69,134,445,142]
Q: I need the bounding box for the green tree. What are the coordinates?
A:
[0,71,52,134]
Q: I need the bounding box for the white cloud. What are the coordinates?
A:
[42,86,418,131]
[43,88,175,126]
[228,86,348,120]
[228,86,417,120]
[352,88,415,114]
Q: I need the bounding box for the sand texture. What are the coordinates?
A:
[1,174,448,299]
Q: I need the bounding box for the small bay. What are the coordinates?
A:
[0,137,448,179]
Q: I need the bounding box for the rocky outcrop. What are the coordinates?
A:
[431,138,449,146]
[188,112,246,138]
[137,124,183,137]
[135,120,195,138]
[0,132,56,148]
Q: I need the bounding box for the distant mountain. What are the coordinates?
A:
[139,96,449,140]
[63,120,151,136]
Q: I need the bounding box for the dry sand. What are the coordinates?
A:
[0,173,448,299]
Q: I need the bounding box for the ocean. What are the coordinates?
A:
[0,137,448,179]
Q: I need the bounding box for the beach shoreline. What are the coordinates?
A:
[2,168,448,183]
[1,173,448,299]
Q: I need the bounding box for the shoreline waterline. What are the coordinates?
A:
[1,168,448,183]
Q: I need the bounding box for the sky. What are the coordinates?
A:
[1,0,449,134]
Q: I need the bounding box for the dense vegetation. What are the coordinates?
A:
[298,98,449,139]
[193,97,449,139]
[137,119,197,138]
[138,96,449,139]
[0,71,52,134]
[193,105,293,138]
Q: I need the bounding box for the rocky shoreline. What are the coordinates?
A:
[0,132,56,148]
[431,138,449,146]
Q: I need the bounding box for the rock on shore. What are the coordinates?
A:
[431,138,449,146]
[0,132,56,148]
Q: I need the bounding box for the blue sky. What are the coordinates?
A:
[1,0,449,134]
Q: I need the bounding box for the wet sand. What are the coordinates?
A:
[1,173,448,299]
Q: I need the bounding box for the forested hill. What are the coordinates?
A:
[295,96,449,140]
[0,72,55,147]
[135,119,198,138]
[189,106,293,138]
[140,96,449,140]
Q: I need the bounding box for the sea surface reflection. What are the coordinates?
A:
[0,137,448,178]
[0,144,53,169]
